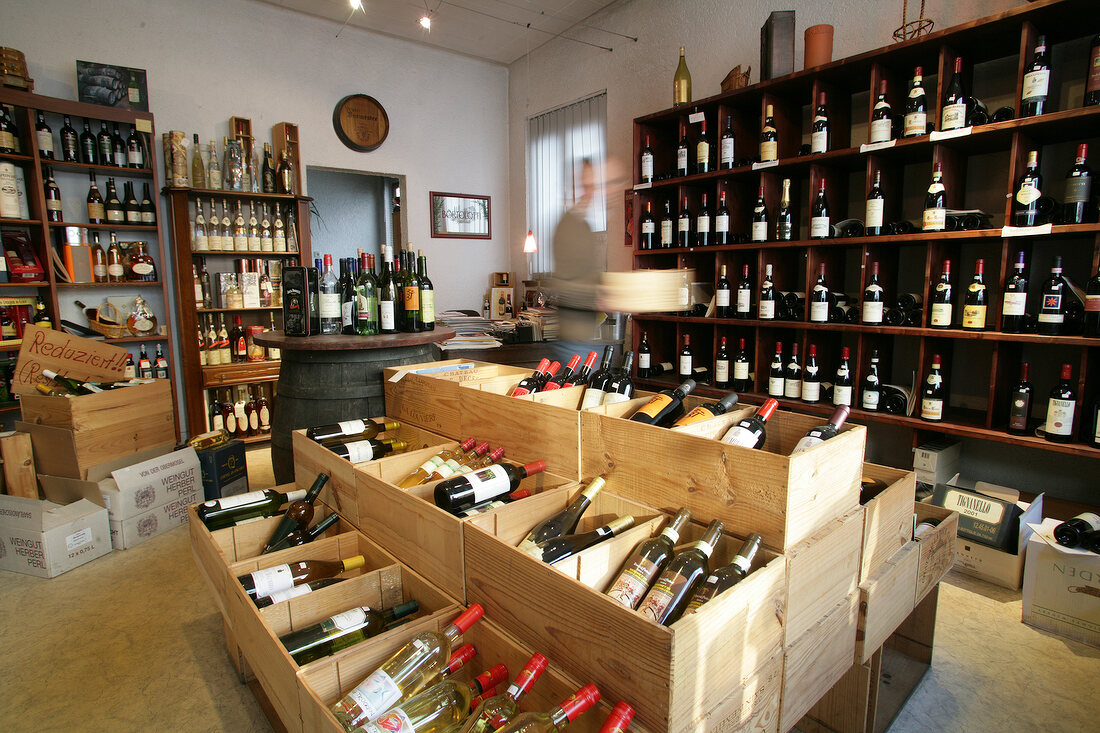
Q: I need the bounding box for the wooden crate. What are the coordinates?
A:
[272,122,301,194]
[579,406,865,551]
[458,376,585,480]
[383,359,535,437]
[291,422,451,527]
[913,502,957,605]
[784,507,863,645]
[689,647,783,733]
[779,592,859,733]
[354,452,577,602]
[856,541,920,664]
[17,379,174,469]
[462,478,788,733]
[859,465,917,583]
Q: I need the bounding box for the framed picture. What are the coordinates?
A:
[430,191,491,239]
[76,61,149,111]
[489,287,514,321]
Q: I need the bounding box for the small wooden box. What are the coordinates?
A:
[579,403,865,551]
[291,421,450,527]
[383,359,533,437]
[272,122,301,194]
[462,478,788,732]
[859,464,917,583]
[857,541,920,664]
[785,507,863,644]
[914,502,957,605]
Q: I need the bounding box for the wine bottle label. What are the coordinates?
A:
[903,111,926,137]
[641,153,653,178]
[641,220,655,235]
[811,130,827,154]
[784,378,801,400]
[1022,70,1050,102]
[634,394,672,419]
[107,263,124,277]
[133,263,154,275]
[211,414,225,433]
[1002,292,1027,316]
[716,289,730,307]
[721,138,735,165]
[419,290,435,323]
[810,216,830,238]
[696,214,710,233]
[660,220,673,244]
[336,419,367,435]
[380,301,396,329]
[678,215,690,233]
[1039,293,1063,323]
[1065,177,1092,204]
[869,117,892,143]
[1086,295,1100,313]
[863,300,884,323]
[37,130,53,153]
[346,669,403,725]
[734,361,749,380]
[344,440,376,463]
[364,708,414,733]
[46,199,62,212]
[638,570,688,622]
[679,355,692,376]
[434,460,461,480]
[802,381,820,402]
[768,376,784,396]
[260,406,270,428]
[1045,398,1075,436]
[834,385,852,406]
[602,391,633,405]
[330,608,369,631]
[962,305,987,329]
[923,207,946,230]
[1016,183,1041,205]
[791,435,822,454]
[233,235,248,251]
[715,360,729,383]
[810,301,828,322]
[751,221,767,241]
[606,555,660,609]
[250,564,294,598]
[638,353,651,368]
[342,302,355,328]
[677,148,688,172]
[736,290,751,312]
[862,389,880,409]
[274,232,287,251]
[1009,391,1030,430]
[930,302,952,326]
[206,490,267,511]
[715,214,730,233]
[696,141,709,165]
[722,425,758,448]
[88,202,105,219]
[921,397,943,421]
[465,465,511,503]
[319,292,341,318]
[941,103,966,130]
[266,583,317,605]
[759,140,777,162]
[759,300,775,319]
[865,198,884,228]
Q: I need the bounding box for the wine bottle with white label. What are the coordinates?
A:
[639,135,654,184]
[1014,150,1043,226]
[792,405,851,454]
[941,57,967,131]
[1037,256,1067,335]
[720,115,736,169]
[1001,251,1029,333]
[810,92,829,153]
[696,119,711,175]
[714,191,731,245]
[639,201,655,250]
[517,477,604,555]
[1054,512,1100,548]
[713,338,731,390]
[239,554,366,604]
[833,348,853,407]
[681,533,762,615]
[1063,143,1092,225]
[307,417,400,445]
[715,265,731,318]
[1007,362,1033,436]
[930,260,954,329]
[920,355,946,422]
[751,186,768,242]
[695,193,711,247]
[434,461,546,514]
[863,262,885,324]
[759,105,778,163]
[1021,35,1050,117]
[962,259,988,331]
[865,170,885,236]
[903,67,927,137]
[1044,363,1076,443]
[281,600,420,665]
[198,486,308,530]
[783,343,802,400]
[678,334,694,380]
[869,80,893,143]
[531,515,635,565]
[494,684,602,733]
[605,508,692,610]
[721,398,778,449]
[331,605,485,729]
[861,350,882,411]
[732,338,751,392]
[810,179,830,239]
[759,263,776,319]
[767,342,784,398]
[923,164,946,231]
[802,345,821,403]
[329,438,408,464]
[637,520,723,625]
[676,124,689,177]
[255,577,346,609]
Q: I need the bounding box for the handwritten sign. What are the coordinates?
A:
[13,325,128,395]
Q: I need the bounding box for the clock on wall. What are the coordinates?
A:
[332,94,390,152]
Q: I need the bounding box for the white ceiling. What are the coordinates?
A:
[256,0,623,65]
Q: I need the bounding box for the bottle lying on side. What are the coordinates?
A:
[434,461,546,515]
[399,438,477,488]
[307,416,400,445]
[517,477,605,555]
[605,508,692,610]
[261,472,329,554]
[239,554,366,606]
[198,485,307,530]
[529,516,635,565]
[280,600,420,665]
[598,702,635,733]
[262,512,341,554]
[360,668,510,733]
[328,438,408,464]
[637,520,723,625]
[681,533,762,615]
[494,683,602,733]
[460,653,549,733]
[628,379,696,426]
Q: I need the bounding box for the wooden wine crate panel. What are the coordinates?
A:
[0,432,38,499]
[223,615,253,684]
[779,592,860,733]
[785,507,863,644]
[579,406,865,551]
[913,503,957,605]
[463,478,788,733]
[459,377,585,479]
[858,465,917,583]
[691,647,783,733]
[382,359,532,437]
[856,541,920,664]
[291,423,451,527]
[353,457,577,603]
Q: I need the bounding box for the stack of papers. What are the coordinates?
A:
[438,312,502,350]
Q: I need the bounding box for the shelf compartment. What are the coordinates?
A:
[44,158,154,178]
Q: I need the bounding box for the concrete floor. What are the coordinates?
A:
[1,447,1097,732]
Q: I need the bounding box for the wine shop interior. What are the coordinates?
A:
[2,0,1099,731]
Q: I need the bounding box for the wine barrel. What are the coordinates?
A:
[255,332,450,484]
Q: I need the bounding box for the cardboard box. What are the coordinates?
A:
[109,492,200,549]
[104,448,203,520]
[954,495,1043,590]
[912,438,960,489]
[1022,518,1100,649]
[196,440,248,501]
[0,480,111,577]
[931,474,1025,550]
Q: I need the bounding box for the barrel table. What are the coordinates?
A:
[253,328,455,484]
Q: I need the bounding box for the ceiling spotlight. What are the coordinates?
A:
[419,15,432,31]
[349,0,363,11]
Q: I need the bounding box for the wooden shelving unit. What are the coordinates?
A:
[0,88,179,437]
[629,0,1100,458]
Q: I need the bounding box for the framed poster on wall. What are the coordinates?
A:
[430,191,491,239]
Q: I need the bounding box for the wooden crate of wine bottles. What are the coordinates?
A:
[352,446,578,602]
[291,421,452,527]
[578,397,866,551]
[858,465,917,583]
[226,531,460,733]
[382,359,533,438]
[461,476,789,732]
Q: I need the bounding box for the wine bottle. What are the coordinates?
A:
[43,167,62,222]
[783,343,802,401]
[598,701,635,733]
[636,332,651,379]
[767,342,784,398]
[378,248,398,334]
[1007,362,1033,436]
[628,379,695,426]
[96,120,112,165]
[563,350,599,388]
[400,440,478,489]
[637,519,723,625]
[941,57,967,131]
[869,80,893,143]
[1001,251,1029,333]
[239,554,366,603]
[735,264,753,319]
[435,462,546,514]
[331,605,484,728]
[199,488,307,531]
[923,164,946,232]
[862,262,885,324]
[682,533,762,615]
[713,337,731,390]
[318,254,341,334]
[639,201,655,250]
[759,263,776,319]
[1063,143,1092,225]
[517,477,604,555]
[719,114,736,170]
[255,577,346,609]
[429,442,491,482]
[715,265,731,318]
[110,122,126,167]
[78,118,96,164]
[673,47,691,106]
[695,193,711,247]
[460,654,549,733]
[759,105,778,163]
[862,349,882,411]
[864,170,885,236]
[775,178,793,241]
[833,348,854,407]
[493,683,601,733]
[751,186,768,242]
[721,398,778,448]
[962,259,988,331]
[791,405,851,455]
[307,417,400,445]
[675,124,689,178]
[1037,256,1067,335]
[920,355,946,422]
[417,251,435,331]
[531,516,634,565]
[810,92,829,153]
[807,262,829,323]
[59,115,78,162]
[605,508,692,609]
[1054,513,1100,548]
[513,359,553,397]
[695,119,710,175]
[732,338,751,392]
[1044,363,1076,443]
[1087,34,1100,106]
[544,354,582,391]
[678,334,693,380]
[903,67,927,138]
[810,179,830,239]
[86,171,105,224]
[357,679,479,733]
[672,393,739,428]
[930,260,953,329]
[282,600,420,665]
[1014,150,1043,227]
[328,438,408,464]
[1085,265,1100,338]
[639,135,654,184]
[802,344,823,403]
[658,200,675,249]
[264,512,342,554]
[1021,35,1050,117]
[602,352,637,404]
[677,195,692,247]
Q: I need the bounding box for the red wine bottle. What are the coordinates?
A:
[791,405,851,454]
[434,461,547,514]
[544,354,581,391]
[637,519,723,625]
[1007,362,1033,436]
[531,516,635,565]
[511,359,552,396]
[628,379,696,425]
[672,392,739,427]
[682,533,762,615]
[517,477,604,555]
[1044,363,1076,443]
[262,512,342,555]
[1054,513,1100,547]
[721,398,778,448]
[261,473,329,554]
[564,351,599,387]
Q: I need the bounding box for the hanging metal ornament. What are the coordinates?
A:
[893,0,934,42]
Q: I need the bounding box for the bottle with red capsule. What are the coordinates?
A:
[544,354,582,391]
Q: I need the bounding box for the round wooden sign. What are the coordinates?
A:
[333,94,389,152]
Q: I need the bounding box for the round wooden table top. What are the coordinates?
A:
[253,328,456,351]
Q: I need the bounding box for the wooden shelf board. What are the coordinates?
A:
[0,281,49,288]
[163,186,311,203]
[44,159,154,178]
[47,221,158,231]
[0,217,41,226]
[198,307,281,313]
[56,281,164,287]
[0,403,21,413]
[0,151,34,163]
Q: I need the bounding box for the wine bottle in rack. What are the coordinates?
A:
[862,349,882,411]
[865,170,885,235]
[731,338,751,392]
[1044,363,1076,443]
[1001,251,1028,333]
[639,201,655,250]
[328,438,408,465]
[941,57,967,131]
[86,172,105,224]
[280,600,420,666]
[1037,256,1067,335]
[96,120,112,165]
[43,167,62,222]
[713,337,730,390]
[714,265,731,318]
[696,119,710,175]
[767,342,784,398]
[605,508,692,610]
[1007,362,1033,436]
[682,533,762,615]
[695,193,711,247]
[59,115,78,162]
[636,332,651,378]
[676,124,689,177]
[833,348,853,407]
[637,519,723,625]
[775,178,793,241]
[962,259,988,331]
[903,67,927,138]
[677,195,692,248]
[1063,144,1092,225]
[255,577,346,609]
[1014,150,1043,227]
[810,263,830,323]
[759,263,776,319]
[720,114,736,169]
[307,416,399,444]
[678,334,693,380]
[673,393,739,427]
[930,260,954,329]
[863,262,885,324]
[544,354,581,391]
[639,135,654,184]
[751,186,768,242]
[923,164,946,231]
[1021,35,1050,117]
[111,123,126,167]
[810,179,830,239]
[810,92,829,154]
[802,345,821,404]
[78,118,96,164]
[197,485,308,530]
[659,200,675,249]
[920,355,946,422]
[735,264,753,319]
[783,343,802,401]
[759,105,778,163]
